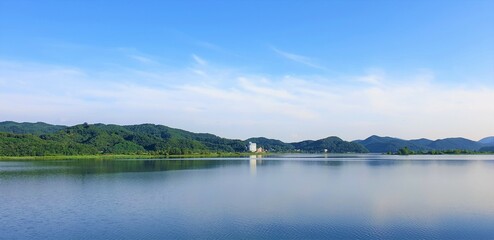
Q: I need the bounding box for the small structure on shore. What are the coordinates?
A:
[249,142,257,152]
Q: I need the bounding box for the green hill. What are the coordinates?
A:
[292,136,368,153]
[0,121,67,135]
[0,122,369,156]
[0,122,247,156]
[245,137,294,152]
[353,135,424,153]
[428,137,481,151]
[245,136,368,153]
[0,132,98,156]
[123,124,246,153]
[2,121,490,156]
[355,135,485,153]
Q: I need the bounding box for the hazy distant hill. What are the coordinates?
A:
[355,135,485,153]
[0,121,66,135]
[245,136,366,153]
[353,135,426,153]
[408,138,433,147]
[479,136,494,145]
[246,137,294,152]
[479,146,494,152]
[427,138,481,151]
[479,137,494,152]
[292,136,368,153]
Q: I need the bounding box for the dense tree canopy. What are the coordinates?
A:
[2,121,491,157]
[0,122,368,156]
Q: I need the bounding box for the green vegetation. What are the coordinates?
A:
[0,152,256,161]
[0,122,368,157]
[397,147,413,155]
[0,121,66,135]
[392,147,492,155]
[0,122,248,157]
[2,121,492,158]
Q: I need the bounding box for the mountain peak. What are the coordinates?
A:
[479,136,494,145]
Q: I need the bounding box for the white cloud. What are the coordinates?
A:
[271,47,327,70]
[238,77,294,100]
[1,59,493,142]
[356,71,384,85]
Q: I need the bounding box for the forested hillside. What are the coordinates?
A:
[0,122,368,156]
[0,123,248,156]
[1,121,491,157]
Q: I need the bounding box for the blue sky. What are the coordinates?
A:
[1,0,493,141]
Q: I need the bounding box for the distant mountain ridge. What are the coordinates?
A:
[479,136,494,145]
[292,136,368,153]
[354,135,491,153]
[0,121,366,156]
[0,121,492,156]
[479,136,494,152]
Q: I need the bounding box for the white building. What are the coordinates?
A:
[249,142,257,152]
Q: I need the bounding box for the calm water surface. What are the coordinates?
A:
[1,154,494,239]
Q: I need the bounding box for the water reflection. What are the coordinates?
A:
[250,155,257,175]
[0,159,245,178]
[1,155,494,239]
[1,155,492,179]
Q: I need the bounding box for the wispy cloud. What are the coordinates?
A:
[114,47,160,65]
[129,55,157,64]
[356,71,385,86]
[238,77,294,100]
[1,59,493,141]
[192,54,207,65]
[271,47,327,70]
[194,41,240,57]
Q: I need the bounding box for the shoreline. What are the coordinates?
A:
[0,152,271,161]
[2,152,494,161]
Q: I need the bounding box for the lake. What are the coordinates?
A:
[1,154,494,239]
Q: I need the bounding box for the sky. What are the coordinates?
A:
[0,0,493,142]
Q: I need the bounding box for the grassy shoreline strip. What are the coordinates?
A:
[0,152,269,161]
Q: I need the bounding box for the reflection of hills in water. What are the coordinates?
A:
[299,159,483,168]
[0,157,289,177]
[0,159,246,177]
[1,155,492,178]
